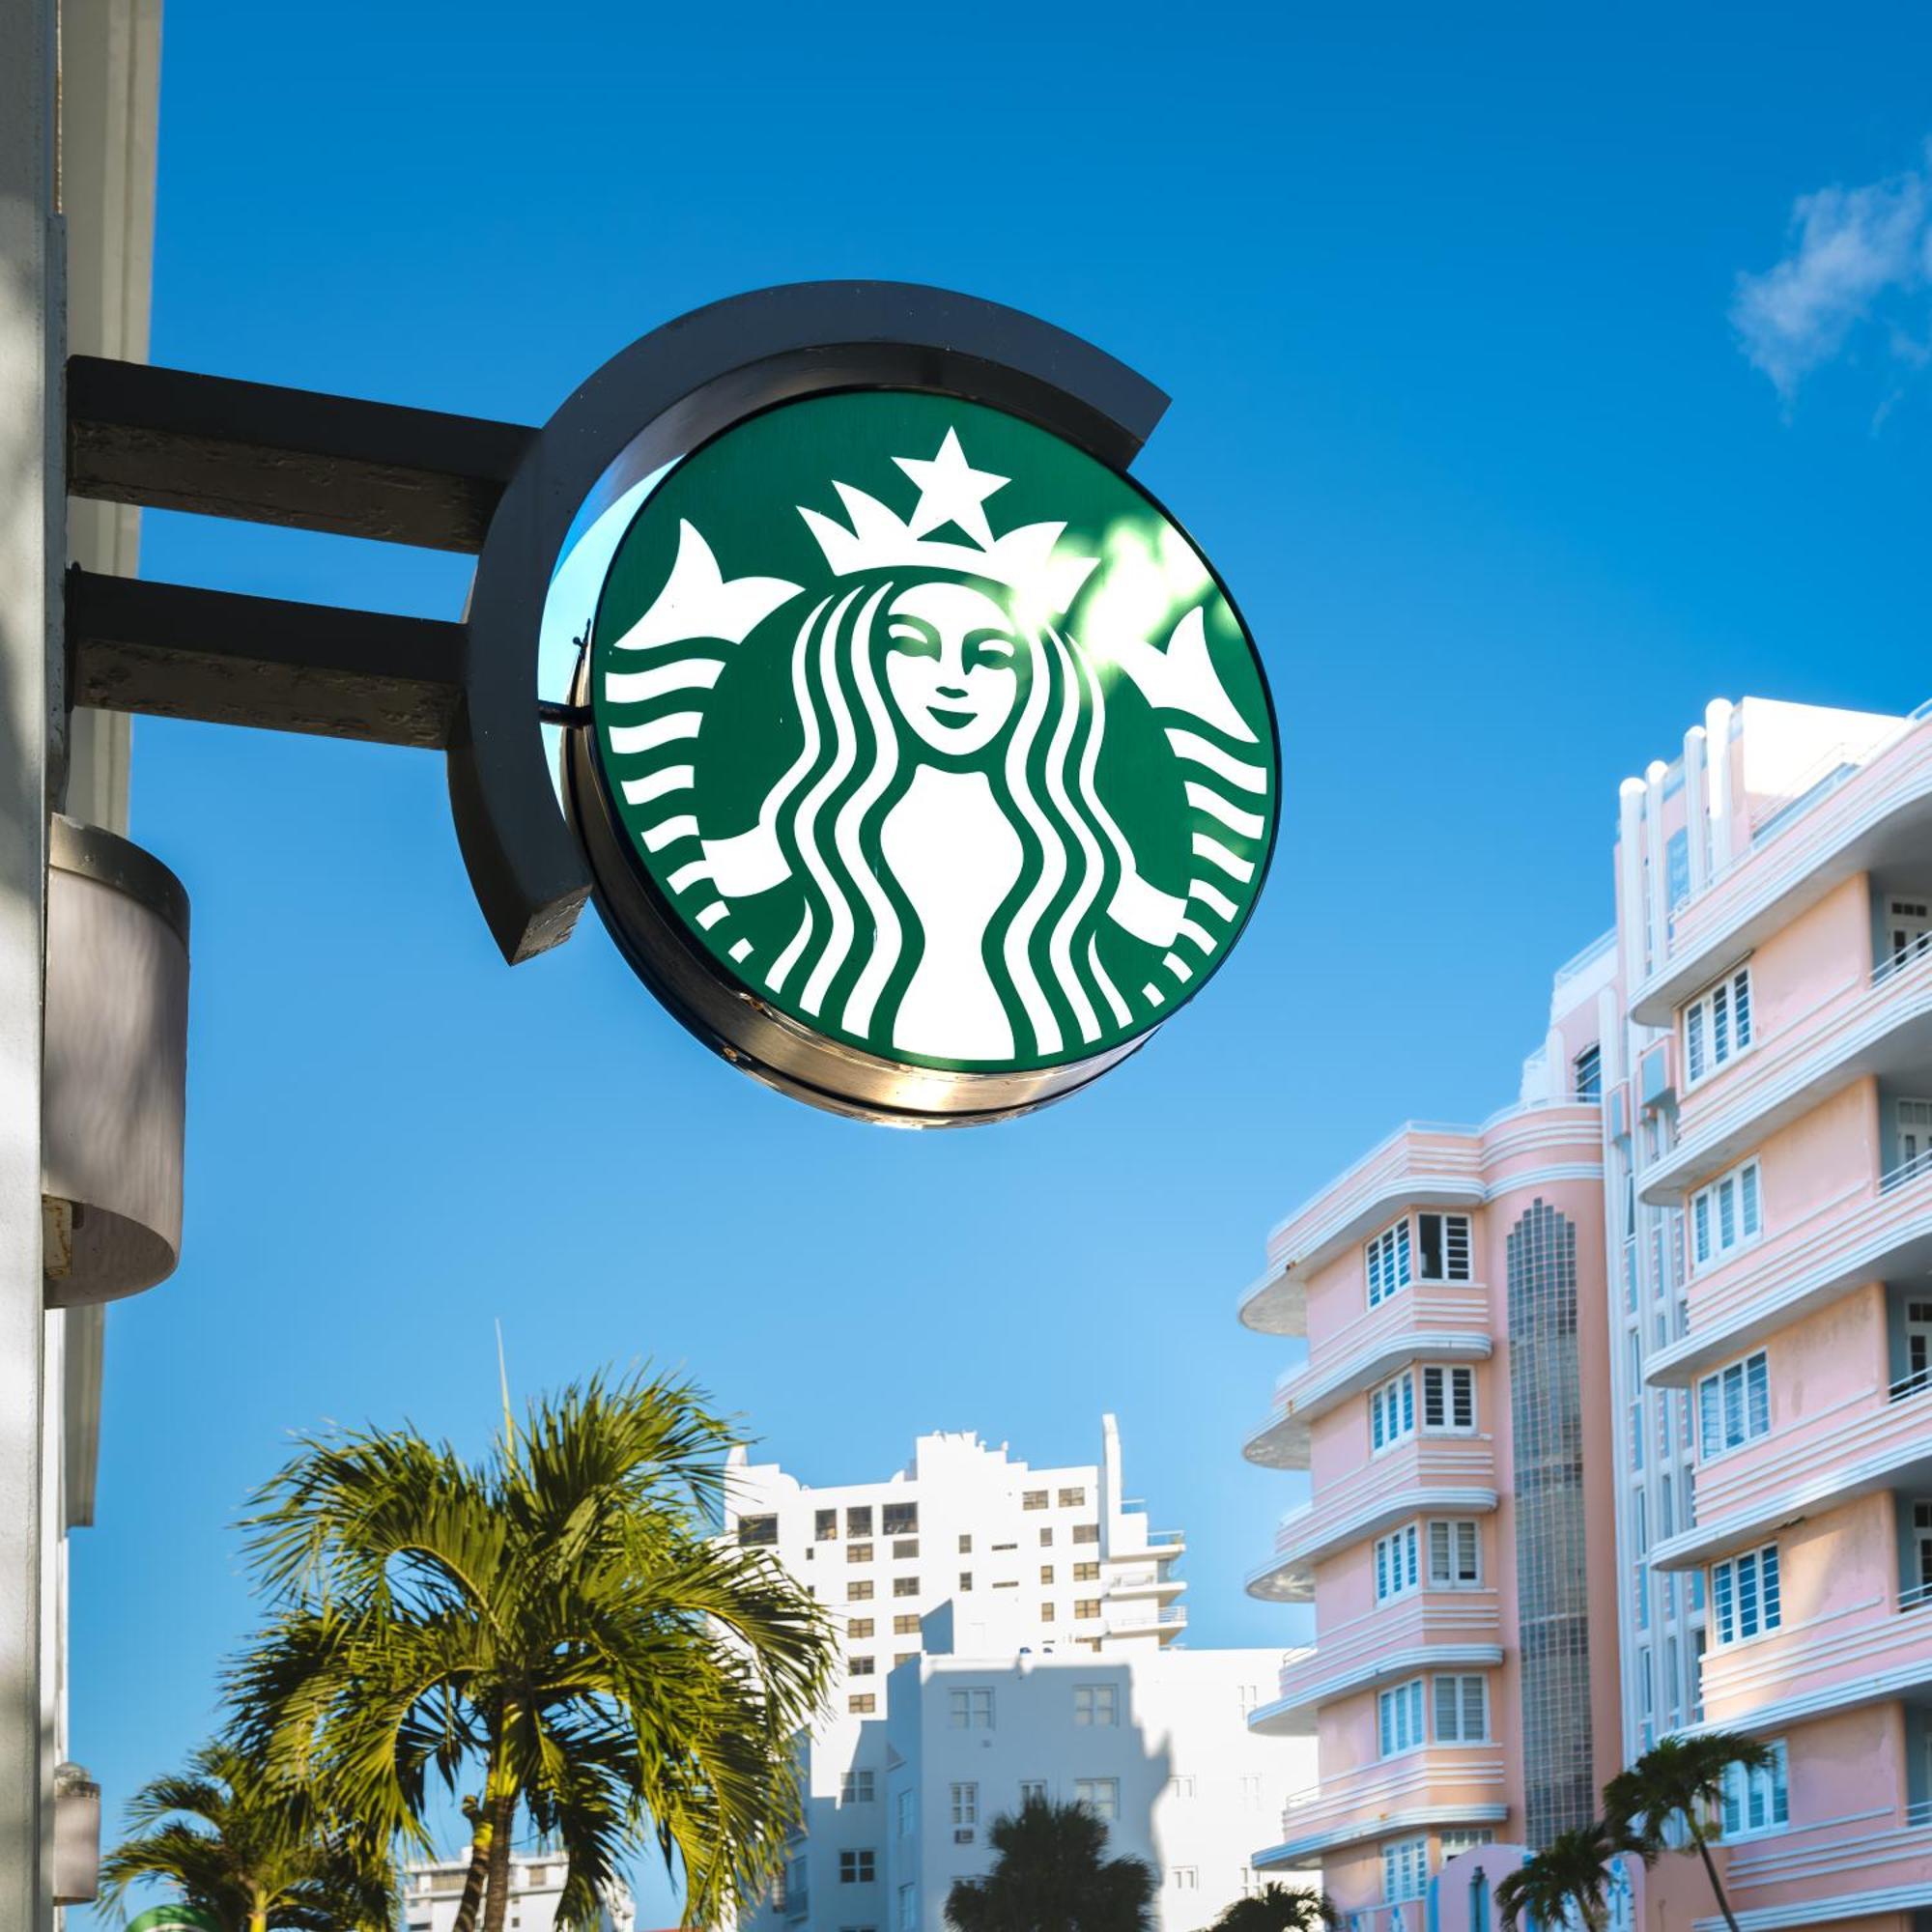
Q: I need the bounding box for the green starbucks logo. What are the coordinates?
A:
[584,390,1277,1078]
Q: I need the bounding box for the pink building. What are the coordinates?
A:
[1240,693,1932,1931]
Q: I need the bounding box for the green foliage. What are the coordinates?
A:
[944,1794,1157,1932]
[1494,1821,1623,1931]
[1207,1880,1340,1932]
[228,1366,838,1932]
[98,1739,395,1932]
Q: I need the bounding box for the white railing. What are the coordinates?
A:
[1898,1579,1932,1614]
[1873,935,1932,985]
[1553,925,1618,987]
[1880,1147,1932,1196]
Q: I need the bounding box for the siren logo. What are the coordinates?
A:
[585,391,1277,1076]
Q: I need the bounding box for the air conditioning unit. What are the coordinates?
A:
[953,1830,975,1845]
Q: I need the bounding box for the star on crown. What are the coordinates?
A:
[797,427,1098,616]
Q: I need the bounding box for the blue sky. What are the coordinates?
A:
[74,2,1932,1919]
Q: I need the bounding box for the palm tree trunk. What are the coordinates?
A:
[450,1795,491,1932]
[1691,1828,1742,1932]
[479,1776,518,1932]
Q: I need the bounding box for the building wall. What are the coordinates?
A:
[402,1855,632,1932]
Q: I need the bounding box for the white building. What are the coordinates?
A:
[402,1853,636,1932]
[724,1418,1316,1932]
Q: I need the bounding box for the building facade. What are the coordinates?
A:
[724,1419,1314,1932]
[402,1853,635,1932]
[1239,691,1932,1932]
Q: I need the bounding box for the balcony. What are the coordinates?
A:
[1265,1749,1509,1861]
[1242,1287,1493,1470]
[1701,1804,1932,1932]
[1246,1595,1503,1731]
[1630,705,1932,1029]
[1647,1154,1932,1387]
[1652,1373,1932,1572]
[1102,1605,1186,1643]
[1245,1436,1498,1602]
[1102,1562,1182,1600]
[1641,941,1932,1206]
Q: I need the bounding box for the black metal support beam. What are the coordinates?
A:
[67,568,467,748]
[66,355,537,553]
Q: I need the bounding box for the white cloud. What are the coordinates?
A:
[1731,147,1932,400]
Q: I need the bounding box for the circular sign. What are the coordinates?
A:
[563,389,1278,1123]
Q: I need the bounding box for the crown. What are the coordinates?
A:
[796,427,1098,618]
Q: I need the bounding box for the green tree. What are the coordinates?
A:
[1604,1731,1774,1932]
[230,1369,837,1932]
[98,1740,394,1932]
[1207,1880,1340,1931]
[945,1794,1156,1932]
[1494,1821,1624,1931]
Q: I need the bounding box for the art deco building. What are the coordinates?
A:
[1240,693,1932,1931]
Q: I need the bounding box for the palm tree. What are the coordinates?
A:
[1493,1821,1623,1931]
[1208,1881,1340,1931]
[229,1368,838,1932]
[98,1739,394,1932]
[945,1793,1156,1932]
[1604,1731,1774,1932]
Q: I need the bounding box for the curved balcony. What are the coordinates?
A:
[1646,1155,1932,1387]
[1696,1804,1932,1932]
[1652,1372,1932,1572]
[1630,707,1932,1028]
[1264,1749,1509,1862]
[1247,1594,1503,1731]
[1641,941,1932,1206]
[1242,1290,1493,1469]
[1245,1437,1498,1602]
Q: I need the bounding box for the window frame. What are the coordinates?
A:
[1690,1158,1764,1272]
[1381,1835,1428,1904]
[1073,1683,1120,1728]
[1432,1672,1489,1744]
[1369,1369,1417,1453]
[1719,1741,1789,1840]
[1374,1522,1421,1605]
[1696,1350,1771,1461]
[948,1686,994,1730]
[1684,966,1754,1089]
[1421,1363,1477,1434]
[1367,1219,1414,1307]
[1427,1518,1482,1588]
[1416,1211,1473,1284]
[1710,1544,1782,1647]
[1376,1677,1426,1758]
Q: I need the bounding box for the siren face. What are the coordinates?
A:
[567,389,1279,1124]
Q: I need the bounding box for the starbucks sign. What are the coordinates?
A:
[563,386,1278,1123]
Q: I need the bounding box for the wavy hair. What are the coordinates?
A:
[758,579,1137,1062]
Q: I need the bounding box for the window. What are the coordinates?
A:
[839,1850,876,1885]
[1074,1778,1120,1822]
[951,1782,978,1829]
[883,1502,918,1535]
[816,1509,839,1541]
[1039,1565,1055,1583]
[958,1533,973,1553]
[1169,1775,1197,1799]
[1417,1212,1472,1282]
[1239,1774,1263,1806]
[1574,1042,1603,1103]
[1019,1780,1048,1804]
[958,1572,972,1591]
[895,1790,915,1836]
[950,1687,993,1729]
[1666,829,1690,912]
[842,1769,875,1803]
[1074,1684,1119,1726]
[1421,1364,1476,1432]
[1712,1545,1781,1644]
[1685,967,1753,1086]
[1370,1370,1416,1451]
[847,1506,873,1538]
[895,1651,917,1666]
[850,1655,876,1676]
[1375,1523,1420,1603]
[896,1888,916,1932]
[893,1540,919,1559]
[848,1580,873,1602]
[1690,1159,1763,1270]
[1428,1519,1481,1587]
[1038,1528,1054,1547]
[894,1577,919,1597]
[893,1613,920,1634]
[1171,1868,1199,1890]
[1433,1673,1488,1742]
[1697,1350,1771,1458]
[1022,1490,1048,1510]
[737,1514,779,1547]
[848,1693,876,1715]
[1367,1219,1413,1305]
[1073,1561,1100,1581]
[1377,1679,1425,1757]
[1058,1487,1086,1507]
[848,1543,874,1564]
[849,1618,875,1638]
[1382,1835,1428,1902]
[1440,1829,1495,1859]
[1719,1742,1788,1838]
[1072,1523,1098,1545]
[1040,1603,1056,1622]
[1074,1598,1101,1619]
